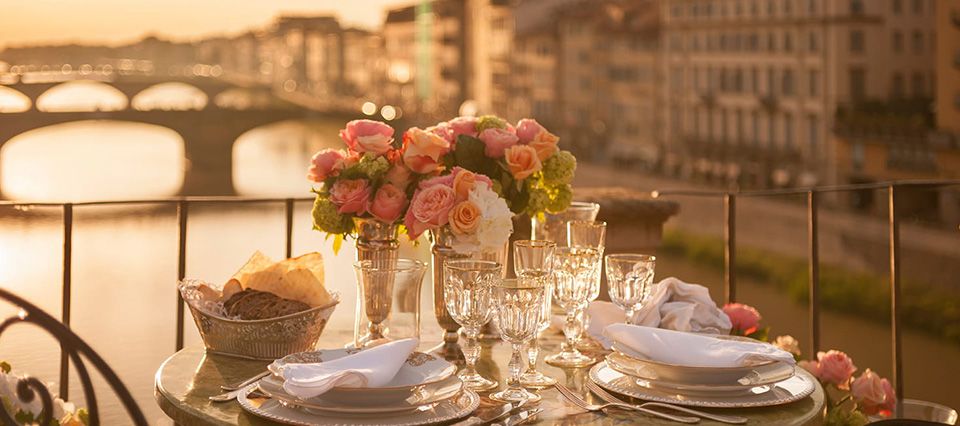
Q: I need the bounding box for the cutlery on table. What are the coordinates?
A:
[586,381,748,424]
[492,408,543,426]
[208,385,268,403]
[554,383,699,423]
[220,371,270,391]
[451,399,528,426]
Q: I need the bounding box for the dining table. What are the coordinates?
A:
[155,326,825,425]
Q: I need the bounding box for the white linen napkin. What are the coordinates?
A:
[632,277,732,334]
[603,323,795,367]
[279,338,418,399]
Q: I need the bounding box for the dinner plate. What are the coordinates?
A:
[610,343,796,387]
[268,348,457,405]
[238,383,480,426]
[257,375,464,414]
[605,351,796,394]
[589,361,816,408]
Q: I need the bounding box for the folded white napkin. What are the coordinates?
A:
[604,324,795,367]
[633,277,732,334]
[279,338,418,399]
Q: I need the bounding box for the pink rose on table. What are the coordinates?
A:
[329,179,371,215]
[815,350,857,389]
[798,360,820,377]
[307,149,346,182]
[448,116,478,139]
[722,303,761,335]
[427,122,455,144]
[448,200,481,235]
[878,378,896,415]
[402,127,451,174]
[404,184,457,238]
[339,119,395,154]
[385,163,412,189]
[772,335,801,357]
[369,183,408,223]
[478,127,518,158]
[850,369,888,415]
[504,145,542,180]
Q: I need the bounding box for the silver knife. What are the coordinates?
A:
[493,408,543,426]
[451,401,520,426]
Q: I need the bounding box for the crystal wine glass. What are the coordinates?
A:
[512,240,557,388]
[545,246,601,367]
[567,220,606,351]
[443,259,501,392]
[604,254,656,323]
[490,278,547,403]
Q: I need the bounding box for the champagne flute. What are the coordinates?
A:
[513,240,557,388]
[489,278,547,403]
[545,246,600,367]
[605,254,656,323]
[443,259,501,392]
[567,220,606,351]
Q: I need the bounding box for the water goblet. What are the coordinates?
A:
[353,259,426,348]
[513,240,557,388]
[443,259,501,392]
[489,278,547,403]
[567,220,606,351]
[605,254,656,323]
[530,201,600,243]
[545,246,601,367]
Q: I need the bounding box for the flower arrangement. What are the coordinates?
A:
[0,361,88,425]
[404,167,514,254]
[308,116,576,250]
[721,303,896,426]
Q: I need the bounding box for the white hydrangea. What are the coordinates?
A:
[450,185,514,254]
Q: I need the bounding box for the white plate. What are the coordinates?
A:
[268,348,456,405]
[238,384,480,426]
[605,351,796,395]
[590,361,816,408]
[258,375,464,414]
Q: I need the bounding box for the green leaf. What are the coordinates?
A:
[333,234,344,255]
[453,135,496,176]
[78,408,90,425]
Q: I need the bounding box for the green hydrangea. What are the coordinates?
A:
[542,150,576,185]
[356,155,390,180]
[311,197,353,235]
[476,115,508,132]
[526,187,550,216]
[547,184,573,214]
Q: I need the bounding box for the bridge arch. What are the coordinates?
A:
[130,82,208,111]
[0,86,31,113]
[0,120,185,201]
[36,80,127,112]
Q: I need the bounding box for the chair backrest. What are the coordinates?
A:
[0,288,147,426]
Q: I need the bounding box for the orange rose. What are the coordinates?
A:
[528,130,559,161]
[504,145,542,180]
[448,201,481,235]
[453,170,477,200]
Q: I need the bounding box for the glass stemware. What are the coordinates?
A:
[567,220,607,351]
[443,259,501,392]
[513,240,557,388]
[604,254,656,323]
[353,259,426,348]
[545,246,601,367]
[489,278,547,403]
[530,201,600,243]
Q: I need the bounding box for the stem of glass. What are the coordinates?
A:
[462,326,481,376]
[508,342,524,390]
[526,339,539,371]
[563,308,583,354]
[624,307,636,325]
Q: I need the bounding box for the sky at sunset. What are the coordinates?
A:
[0,0,413,48]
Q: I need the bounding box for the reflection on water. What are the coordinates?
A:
[36,80,128,112]
[1,120,185,201]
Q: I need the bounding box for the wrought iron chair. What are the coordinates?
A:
[0,287,147,426]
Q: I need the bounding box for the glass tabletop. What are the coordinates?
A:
[154,328,824,425]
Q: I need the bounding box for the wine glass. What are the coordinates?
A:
[489,278,547,403]
[604,254,656,323]
[545,246,601,367]
[443,259,501,392]
[567,220,606,351]
[513,240,557,388]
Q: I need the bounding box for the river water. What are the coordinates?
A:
[0,84,957,424]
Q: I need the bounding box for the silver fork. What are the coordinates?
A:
[587,381,748,424]
[220,371,270,391]
[554,383,699,423]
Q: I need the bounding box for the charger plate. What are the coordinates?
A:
[605,352,796,395]
[257,375,464,414]
[589,361,815,408]
[237,384,480,426]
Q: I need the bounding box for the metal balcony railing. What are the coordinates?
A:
[1,179,959,405]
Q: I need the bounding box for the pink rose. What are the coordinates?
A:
[878,378,896,415]
[329,179,371,215]
[448,116,478,139]
[851,369,887,415]
[722,303,761,335]
[478,127,518,158]
[402,127,451,174]
[815,350,857,389]
[427,122,455,144]
[798,360,820,377]
[369,183,408,223]
[404,185,457,238]
[340,119,394,155]
[504,145,542,180]
[385,163,412,189]
[307,149,346,182]
[515,118,545,143]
